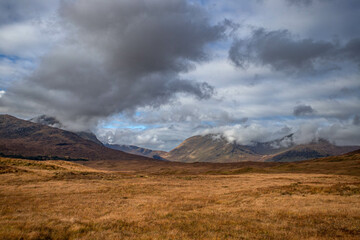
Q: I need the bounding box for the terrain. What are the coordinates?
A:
[161,134,359,163]
[0,115,155,162]
[30,115,104,145]
[1,152,360,240]
[106,144,167,160]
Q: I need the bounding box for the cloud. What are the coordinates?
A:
[319,122,360,146]
[353,115,360,126]
[229,28,360,74]
[285,0,313,6]
[201,123,290,146]
[0,56,36,88]
[293,104,315,116]
[198,119,360,147]
[342,38,360,67]
[0,23,50,57]
[97,123,196,151]
[0,0,225,130]
[0,0,61,57]
[0,0,58,25]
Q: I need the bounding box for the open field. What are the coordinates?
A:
[1,157,360,239]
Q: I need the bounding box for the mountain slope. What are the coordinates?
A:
[266,139,358,162]
[268,148,360,176]
[0,115,155,162]
[162,134,359,163]
[161,134,262,163]
[74,131,103,146]
[106,144,167,160]
[30,115,104,145]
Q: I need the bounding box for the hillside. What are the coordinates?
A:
[30,115,104,145]
[265,139,357,162]
[0,115,156,162]
[161,134,262,163]
[106,144,167,160]
[161,134,359,163]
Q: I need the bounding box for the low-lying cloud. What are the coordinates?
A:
[201,120,360,147]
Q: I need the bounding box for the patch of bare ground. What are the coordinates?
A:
[0,157,360,239]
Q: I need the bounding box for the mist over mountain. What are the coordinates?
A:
[30,115,104,146]
[161,134,359,163]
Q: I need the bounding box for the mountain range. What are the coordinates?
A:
[117,134,359,163]
[1,114,359,163]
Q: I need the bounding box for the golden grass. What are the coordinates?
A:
[1,157,360,239]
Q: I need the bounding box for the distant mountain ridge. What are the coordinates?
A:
[106,144,167,160]
[160,134,359,163]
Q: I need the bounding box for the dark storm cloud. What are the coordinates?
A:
[60,0,225,75]
[293,105,315,116]
[229,28,360,74]
[353,115,360,126]
[0,0,225,129]
[342,38,360,67]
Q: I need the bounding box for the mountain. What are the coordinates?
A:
[160,134,262,163]
[30,115,103,145]
[0,114,155,162]
[72,131,103,146]
[105,144,167,160]
[161,134,359,163]
[267,148,360,176]
[265,138,357,162]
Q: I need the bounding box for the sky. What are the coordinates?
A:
[0,0,359,151]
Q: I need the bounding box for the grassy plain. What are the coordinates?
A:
[0,157,360,239]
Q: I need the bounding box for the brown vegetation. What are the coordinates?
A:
[1,156,360,239]
[79,148,360,176]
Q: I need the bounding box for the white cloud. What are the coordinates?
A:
[0,19,62,58]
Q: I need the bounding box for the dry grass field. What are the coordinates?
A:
[1,157,360,239]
